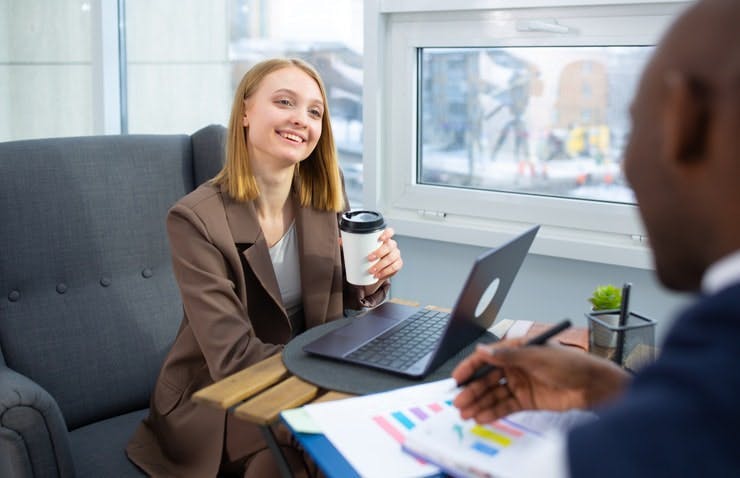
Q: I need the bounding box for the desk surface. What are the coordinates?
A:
[192,311,587,423]
[192,302,587,475]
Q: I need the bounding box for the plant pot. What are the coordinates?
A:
[586,309,657,370]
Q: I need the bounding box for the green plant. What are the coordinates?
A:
[589,284,622,310]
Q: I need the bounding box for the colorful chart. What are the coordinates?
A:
[371,400,454,444]
[375,399,540,460]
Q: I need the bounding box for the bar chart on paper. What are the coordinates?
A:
[371,400,454,446]
[302,378,592,478]
[302,379,459,477]
[402,405,549,478]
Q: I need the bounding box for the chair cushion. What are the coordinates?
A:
[69,409,148,477]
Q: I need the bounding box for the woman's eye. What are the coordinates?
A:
[276,98,293,106]
[309,109,323,118]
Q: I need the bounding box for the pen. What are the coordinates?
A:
[455,319,572,389]
[615,282,632,365]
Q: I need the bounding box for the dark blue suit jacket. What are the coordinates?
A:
[568,283,740,477]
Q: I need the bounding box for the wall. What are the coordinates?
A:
[391,234,693,345]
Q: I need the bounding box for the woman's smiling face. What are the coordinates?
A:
[242,65,325,169]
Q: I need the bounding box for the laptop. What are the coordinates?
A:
[302,224,540,378]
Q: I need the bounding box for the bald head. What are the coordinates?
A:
[659,0,740,87]
[623,0,740,291]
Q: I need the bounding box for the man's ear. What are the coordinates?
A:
[662,71,711,163]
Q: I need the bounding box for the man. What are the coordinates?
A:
[452,0,740,476]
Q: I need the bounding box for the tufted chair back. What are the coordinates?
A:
[0,125,225,430]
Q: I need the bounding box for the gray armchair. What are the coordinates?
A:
[0,125,225,477]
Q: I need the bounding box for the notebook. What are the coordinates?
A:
[302,224,540,377]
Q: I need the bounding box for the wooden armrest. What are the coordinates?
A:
[192,353,287,410]
[313,391,355,403]
[233,376,319,425]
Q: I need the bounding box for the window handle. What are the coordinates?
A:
[516,19,571,34]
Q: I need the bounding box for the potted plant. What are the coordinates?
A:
[588,284,622,311]
[587,284,622,351]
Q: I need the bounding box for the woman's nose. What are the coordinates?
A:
[290,109,308,127]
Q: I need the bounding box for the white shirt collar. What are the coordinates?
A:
[701,249,740,294]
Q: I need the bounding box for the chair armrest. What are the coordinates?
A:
[0,366,75,478]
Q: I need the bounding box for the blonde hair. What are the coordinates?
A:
[211,58,344,212]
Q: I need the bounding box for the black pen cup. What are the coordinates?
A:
[586,310,657,372]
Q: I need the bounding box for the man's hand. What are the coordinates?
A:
[452,339,631,424]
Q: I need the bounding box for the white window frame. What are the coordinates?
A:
[363,0,690,269]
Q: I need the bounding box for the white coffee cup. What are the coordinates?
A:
[339,210,386,286]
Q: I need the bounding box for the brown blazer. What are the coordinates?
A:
[126,182,388,477]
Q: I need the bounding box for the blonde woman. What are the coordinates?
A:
[127,58,403,477]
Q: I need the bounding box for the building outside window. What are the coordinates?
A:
[418,45,651,205]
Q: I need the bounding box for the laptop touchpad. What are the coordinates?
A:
[333,316,399,338]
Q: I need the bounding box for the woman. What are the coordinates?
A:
[127,58,403,477]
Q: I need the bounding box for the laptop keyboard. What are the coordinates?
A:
[346,308,451,371]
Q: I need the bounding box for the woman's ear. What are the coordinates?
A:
[661,71,711,164]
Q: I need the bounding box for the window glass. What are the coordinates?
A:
[0,0,95,141]
[125,0,364,206]
[419,46,652,205]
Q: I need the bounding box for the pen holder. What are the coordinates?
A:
[586,310,657,372]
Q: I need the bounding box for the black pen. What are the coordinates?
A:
[455,319,572,389]
[615,282,632,365]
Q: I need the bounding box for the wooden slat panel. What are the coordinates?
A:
[192,353,287,410]
[313,391,355,403]
[233,376,319,425]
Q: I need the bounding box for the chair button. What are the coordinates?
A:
[8,290,20,302]
[56,283,67,294]
[100,277,111,287]
[141,268,153,279]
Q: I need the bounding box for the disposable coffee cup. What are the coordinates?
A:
[339,210,386,286]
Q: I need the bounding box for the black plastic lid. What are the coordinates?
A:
[339,210,386,233]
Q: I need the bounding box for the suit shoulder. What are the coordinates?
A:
[171,183,223,213]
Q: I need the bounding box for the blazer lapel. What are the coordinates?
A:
[296,196,340,329]
[221,186,284,311]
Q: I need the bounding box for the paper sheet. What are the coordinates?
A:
[505,319,533,339]
[301,378,597,478]
[303,379,456,477]
[281,407,322,434]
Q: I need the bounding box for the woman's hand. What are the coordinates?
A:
[359,227,403,296]
[368,227,403,281]
[452,339,631,424]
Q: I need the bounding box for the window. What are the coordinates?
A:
[364,0,690,268]
[3,0,365,207]
[0,0,99,141]
[124,0,365,206]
